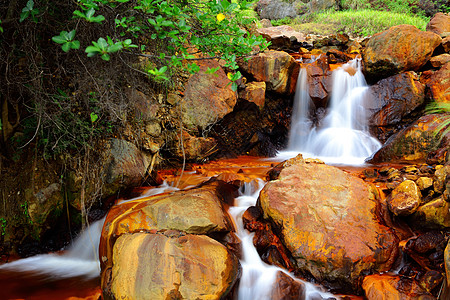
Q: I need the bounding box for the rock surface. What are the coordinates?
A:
[258,156,398,290]
[239,50,299,95]
[387,180,422,216]
[368,113,450,164]
[365,71,425,141]
[426,12,450,36]
[427,62,450,103]
[363,25,442,81]
[105,232,240,300]
[239,81,266,109]
[181,60,237,132]
[257,25,305,49]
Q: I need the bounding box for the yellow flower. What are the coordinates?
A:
[227,72,233,80]
[216,13,225,22]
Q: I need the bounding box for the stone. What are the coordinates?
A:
[443,36,450,53]
[365,71,425,141]
[258,159,398,290]
[127,88,160,122]
[238,50,299,95]
[309,0,337,12]
[363,25,442,81]
[271,271,306,300]
[257,25,305,49]
[416,177,434,191]
[410,197,450,229]
[170,131,218,162]
[430,53,450,68]
[102,139,152,195]
[256,0,299,20]
[444,240,450,299]
[239,81,266,109]
[362,274,435,300]
[26,183,63,226]
[387,180,421,216]
[427,62,450,104]
[305,55,333,107]
[434,165,450,193]
[181,60,237,132]
[368,113,450,164]
[104,233,240,300]
[426,13,450,36]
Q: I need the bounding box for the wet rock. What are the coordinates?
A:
[257,25,305,49]
[239,81,266,109]
[368,114,450,164]
[170,131,217,162]
[365,71,425,141]
[443,36,450,52]
[306,56,333,107]
[363,25,441,82]
[259,158,398,291]
[387,180,422,216]
[410,197,450,229]
[238,50,299,95]
[104,232,239,300]
[426,13,450,36]
[102,139,152,195]
[326,49,352,64]
[434,165,450,193]
[426,62,450,104]
[416,177,434,191]
[271,271,306,300]
[444,240,450,298]
[181,60,237,132]
[430,54,450,68]
[362,274,435,300]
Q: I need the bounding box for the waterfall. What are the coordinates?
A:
[282,58,381,165]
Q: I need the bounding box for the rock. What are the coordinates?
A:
[170,131,217,162]
[444,240,450,299]
[426,13,450,36]
[239,81,266,109]
[309,0,337,12]
[443,36,450,52]
[363,25,442,81]
[271,271,306,300]
[258,159,398,290]
[260,18,272,28]
[427,62,450,104]
[257,25,305,49]
[256,0,299,20]
[416,177,434,191]
[238,50,299,95]
[362,274,435,300]
[103,232,240,300]
[368,113,450,164]
[430,53,450,68]
[387,180,422,216]
[26,183,63,227]
[326,49,352,64]
[181,60,237,132]
[410,197,450,229]
[434,165,450,193]
[305,55,333,106]
[102,139,152,195]
[127,88,160,122]
[365,71,425,141]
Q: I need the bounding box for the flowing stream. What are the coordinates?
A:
[281,58,382,165]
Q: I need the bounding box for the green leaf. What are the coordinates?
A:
[73,10,86,19]
[85,45,100,54]
[86,8,95,19]
[70,40,81,50]
[100,53,110,61]
[90,15,105,23]
[108,43,123,53]
[90,112,99,123]
[231,82,238,92]
[96,38,108,50]
[19,11,30,22]
[61,42,71,52]
[52,34,67,44]
[67,30,76,40]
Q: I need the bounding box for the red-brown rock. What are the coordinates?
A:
[257,25,305,49]
[427,62,450,104]
[258,157,398,291]
[239,81,266,109]
[238,50,299,95]
[305,55,333,107]
[363,25,442,81]
[426,12,450,36]
[430,54,450,68]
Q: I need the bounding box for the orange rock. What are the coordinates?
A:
[427,62,450,104]
[363,25,442,81]
[426,12,450,36]
[238,81,266,109]
[259,159,398,290]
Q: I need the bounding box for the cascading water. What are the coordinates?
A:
[283,58,382,165]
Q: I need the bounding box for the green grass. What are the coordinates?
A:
[290,9,430,37]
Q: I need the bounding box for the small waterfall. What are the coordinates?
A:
[229,181,336,300]
[283,58,381,165]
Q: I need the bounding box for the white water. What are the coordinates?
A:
[281,58,382,165]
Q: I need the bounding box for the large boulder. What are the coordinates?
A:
[256,0,299,20]
[426,12,450,36]
[368,113,450,164]
[365,71,425,142]
[238,50,299,95]
[181,60,237,132]
[258,156,398,291]
[363,25,442,82]
[105,232,240,300]
[100,180,238,299]
[427,62,450,104]
[257,25,305,49]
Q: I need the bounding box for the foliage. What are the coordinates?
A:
[426,102,450,142]
[0,217,6,236]
[293,9,429,36]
